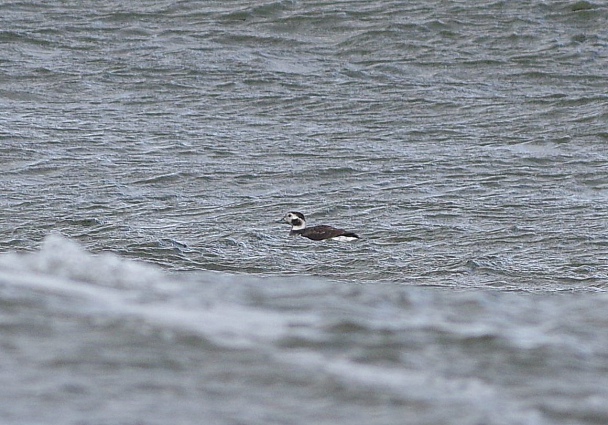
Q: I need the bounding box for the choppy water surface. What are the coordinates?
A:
[1,1,608,424]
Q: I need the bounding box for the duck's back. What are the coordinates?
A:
[294,225,359,241]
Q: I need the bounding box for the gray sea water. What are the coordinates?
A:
[2,1,608,424]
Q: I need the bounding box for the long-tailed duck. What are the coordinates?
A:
[282,212,360,241]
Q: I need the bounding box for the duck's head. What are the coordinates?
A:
[283,212,306,230]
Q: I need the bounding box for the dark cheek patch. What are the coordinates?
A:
[291,219,302,226]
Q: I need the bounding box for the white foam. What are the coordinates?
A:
[0,233,163,290]
[0,234,316,349]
